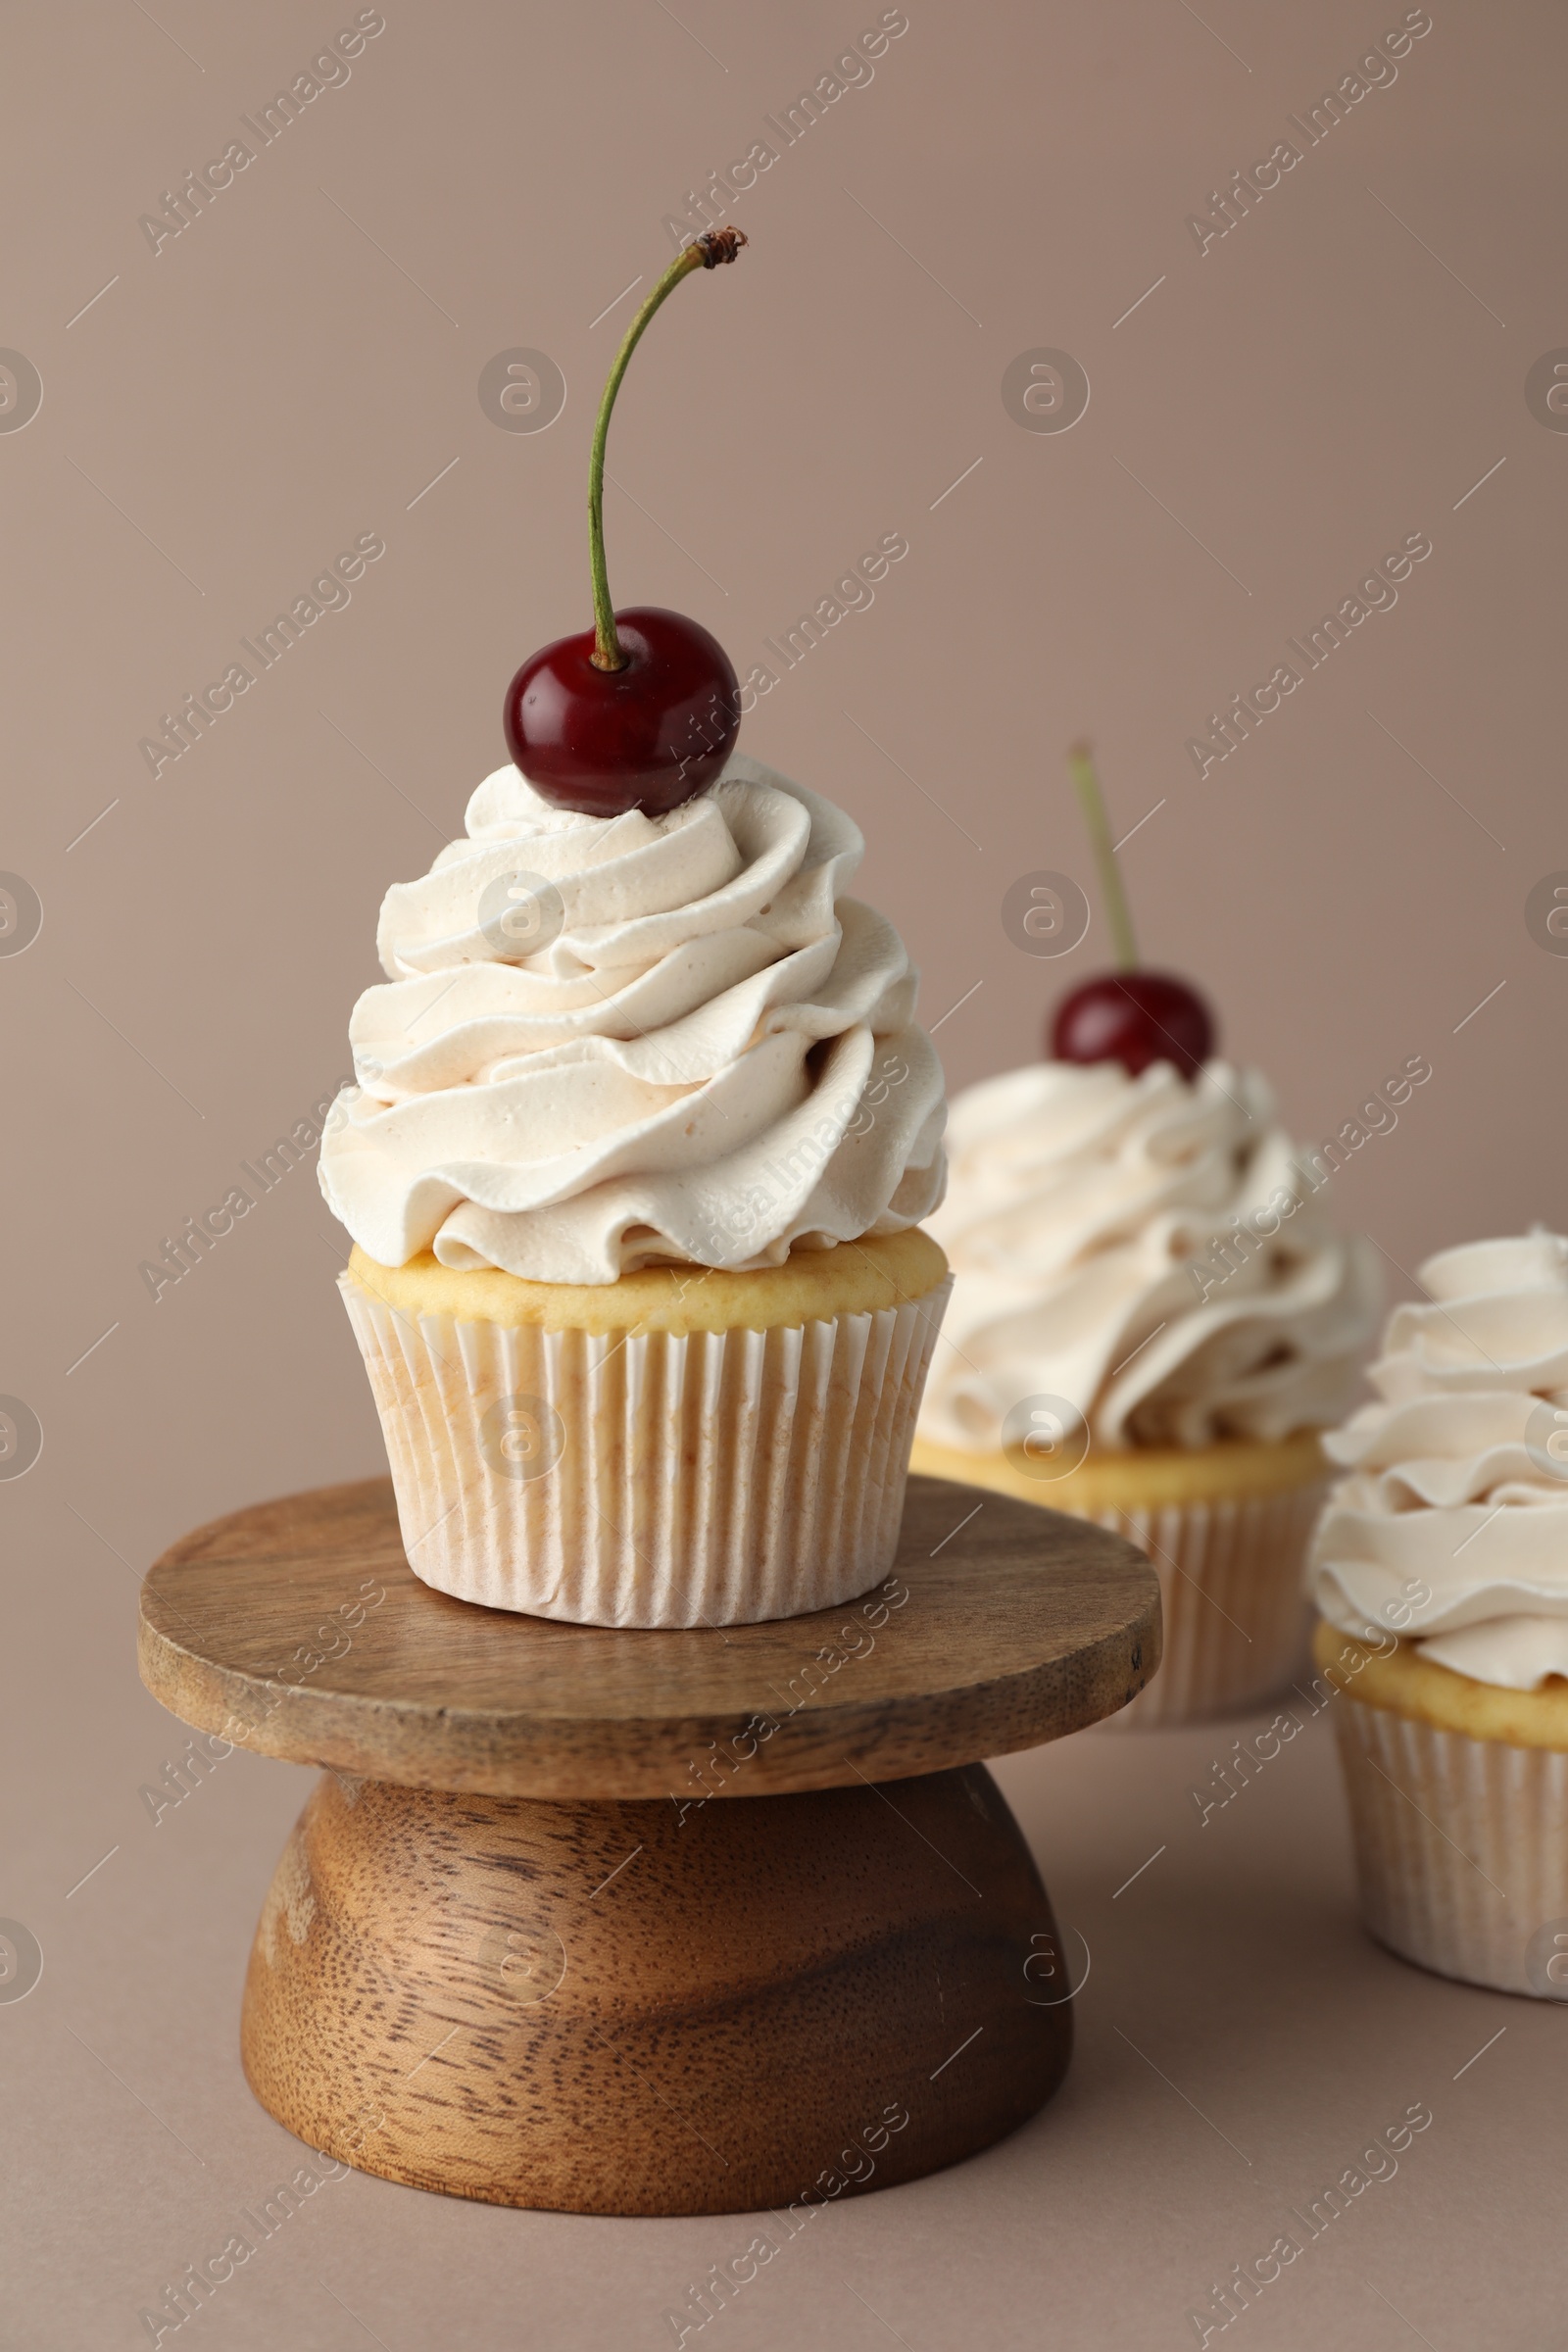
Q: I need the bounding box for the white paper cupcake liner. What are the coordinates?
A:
[1328,1690,1568,1997]
[339,1272,951,1629]
[1088,1479,1327,1729]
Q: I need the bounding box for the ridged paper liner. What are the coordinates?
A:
[1087,1479,1328,1729]
[1328,1689,1568,1997]
[339,1272,951,1629]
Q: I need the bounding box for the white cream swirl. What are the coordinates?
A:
[318,754,945,1284]
[1310,1232,1568,1690]
[916,1058,1379,1450]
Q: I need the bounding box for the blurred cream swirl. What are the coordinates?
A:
[1310,1232,1568,1690]
[318,755,945,1284]
[917,1058,1378,1450]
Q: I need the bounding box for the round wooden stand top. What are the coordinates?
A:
[139,1474,1158,1799]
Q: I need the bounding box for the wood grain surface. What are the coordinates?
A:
[140,1475,1159,1797]
[240,1763,1073,2215]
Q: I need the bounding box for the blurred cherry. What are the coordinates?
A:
[1050,742,1215,1081]
[1052,969,1215,1080]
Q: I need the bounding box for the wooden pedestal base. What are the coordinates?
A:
[240,1764,1070,2215]
[143,1475,1157,2215]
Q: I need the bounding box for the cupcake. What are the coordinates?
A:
[912,1056,1379,1722]
[1309,1231,1568,1997]
[912,745,1377,1723]
[320,754,949,1627]
[319,232,949,1629]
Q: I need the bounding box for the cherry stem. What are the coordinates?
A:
[587,227,748,671]
[1067,740,1140,972]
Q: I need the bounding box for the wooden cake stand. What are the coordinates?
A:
[138,1474,1158,2216]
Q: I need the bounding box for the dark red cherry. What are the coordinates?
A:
[1052,969,1215,1081]
[504,607,738,818]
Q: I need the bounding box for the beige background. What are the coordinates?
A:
[3,0,1564,2343]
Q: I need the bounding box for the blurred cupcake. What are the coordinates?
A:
[912,744,1378,1722]
[912,1056,1379,1722]
[320,755,949,1628]
[1309,1231,1568,1997]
